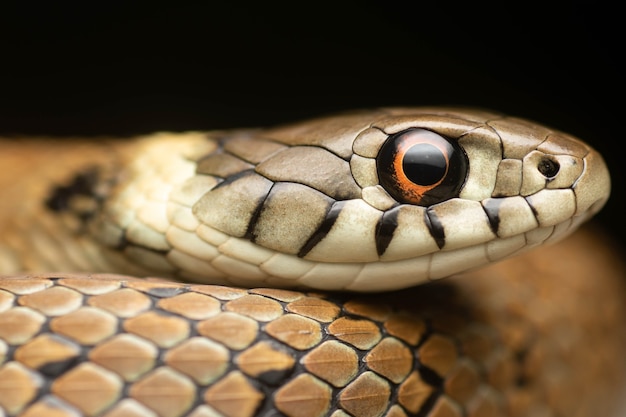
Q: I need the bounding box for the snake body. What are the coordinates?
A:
[0,108,624,417]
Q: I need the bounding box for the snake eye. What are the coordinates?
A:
[376,128,468,206]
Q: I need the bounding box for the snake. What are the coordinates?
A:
[0,107,624,417]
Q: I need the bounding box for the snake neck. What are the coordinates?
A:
[0,135,190,275]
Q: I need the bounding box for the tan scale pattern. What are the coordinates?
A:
[0,109,622,416]
[0,230,624,417]
[0,274,496,417]
[89,334,158,382]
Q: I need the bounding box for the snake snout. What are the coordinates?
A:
[574,148,611,218]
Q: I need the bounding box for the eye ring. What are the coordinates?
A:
[376,128,468,206]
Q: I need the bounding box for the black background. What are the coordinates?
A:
[1,3,623,247]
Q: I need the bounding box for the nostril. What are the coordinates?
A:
[538,157,560,179]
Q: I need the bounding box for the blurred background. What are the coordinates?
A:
[1,2,623,247]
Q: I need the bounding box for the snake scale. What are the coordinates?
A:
[0,107,624,417]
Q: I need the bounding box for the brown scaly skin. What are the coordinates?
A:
[0,109,623,417]
[0,228,624,417]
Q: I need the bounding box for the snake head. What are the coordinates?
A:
[86,108,610,291]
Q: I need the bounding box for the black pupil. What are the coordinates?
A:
[402,143,447,185]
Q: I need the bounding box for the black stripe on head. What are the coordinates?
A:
[524,196,540,218]
[215,170,272,242]
[244,182,276,242]
[375,207,399,257]
[424,208,446,249]
[482,198,504,235]
[210,169,255,190]
[297,201,346,258]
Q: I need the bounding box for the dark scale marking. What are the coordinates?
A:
[244,182,276,242]
[39,357,81,378]
[256,369,295,387]
[414,389,444,417]
[208,168,256,191]
[414,329,446,417]
[413,324,446,417]
[245,340,297,387]
[116,238,170,256]
[142,286,186,298]
[297,201,346,258]
[114,233,130,251]
[45,167,101,213]
[375,207,400,257]
[482,199,504,235]
[514,347,531,388]
[424,209,445,249]
[524,196,540,218]
[200,169,275,243]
